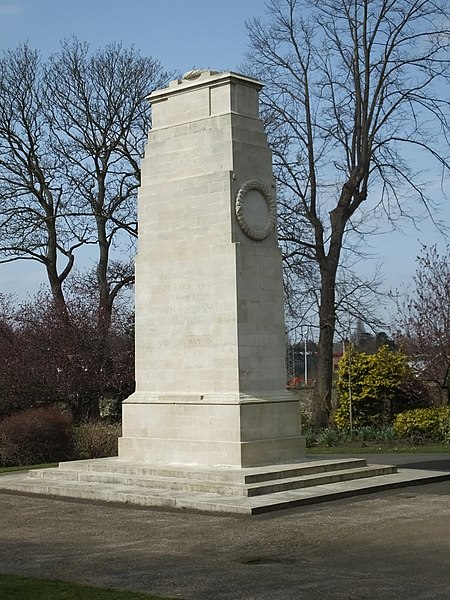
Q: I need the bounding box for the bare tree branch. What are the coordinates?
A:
[245,0,450,426]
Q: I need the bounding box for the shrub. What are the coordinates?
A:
[72,421,121,459]
[317,428,341,447]
[304,424,399,447]
[0,407,73,467]
[439,410,450,444]
[376,424,397,443]
[352,425,377,442]
[394,406,450,441]
[300,408,312,430]
[304,428,318,448]
[334,345,422,429]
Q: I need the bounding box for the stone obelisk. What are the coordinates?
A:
[119,70,305,467]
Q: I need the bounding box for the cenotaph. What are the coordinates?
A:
[0,72,439,512]
[119,70,306,467]
[0,71,438,514]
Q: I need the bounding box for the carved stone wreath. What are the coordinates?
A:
[235,179,276,241]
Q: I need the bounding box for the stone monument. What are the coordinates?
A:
[119,70,306,467]
[1,71,441,512]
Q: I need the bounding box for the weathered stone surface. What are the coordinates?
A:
[120,71,305,467]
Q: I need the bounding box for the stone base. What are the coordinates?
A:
[1,457,448,515]
[120,392,306,467]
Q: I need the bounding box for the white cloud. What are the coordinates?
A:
[0,3,22,15]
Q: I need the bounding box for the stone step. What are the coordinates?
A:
[31,468,248,497]
[239,458,370,483]
[246,465,397,496]
[1,467,449,514]
[29,463,397,497]
[52,457,369,483]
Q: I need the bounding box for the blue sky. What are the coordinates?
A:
[0,0,263,71]
[0,0,448,314]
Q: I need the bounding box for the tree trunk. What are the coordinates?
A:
[313,264,338,428]
[46,265,66,309]
[96,209,113,336]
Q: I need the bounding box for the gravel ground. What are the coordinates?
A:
[0,453,449,600]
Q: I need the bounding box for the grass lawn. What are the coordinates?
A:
[307,443,449,454]
[0,574,182,600]
[0,463,58,474]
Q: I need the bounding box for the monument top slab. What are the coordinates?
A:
[149,70,262,98]
[148,71,263,127]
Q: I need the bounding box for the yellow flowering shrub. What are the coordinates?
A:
[394,406,450,441]
[334,345,414,430]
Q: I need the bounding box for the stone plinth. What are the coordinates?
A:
[120,70,305,467]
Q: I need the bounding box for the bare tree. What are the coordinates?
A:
[245,0,450,426]
[396,245,450,404]
[43,39,169,333]
[0,46,78,310]
[0,40,169,332]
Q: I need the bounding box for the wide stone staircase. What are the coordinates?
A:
[1,456,448,514]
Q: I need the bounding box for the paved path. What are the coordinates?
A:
[0,454,449,600]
